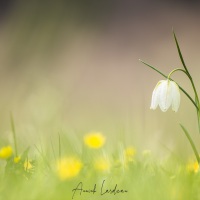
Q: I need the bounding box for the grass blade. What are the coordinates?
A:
[180,124,200,163]
[58,133,61,159]
[34,145,51,170]
[173,31,190,75]
[10,112,18,156]
[50,137,56,162]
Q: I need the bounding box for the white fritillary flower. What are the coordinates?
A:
[150,80,180,112]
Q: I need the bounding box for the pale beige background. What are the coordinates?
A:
[0,1,200,159]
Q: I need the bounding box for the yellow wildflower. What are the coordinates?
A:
[24,160,33,171]
[0,146,13,159]
[57,157,82,181]
[187,161,199,173]
[14,156,21,163]
[94,157,110,172]
[124,146,136,162]
[84,132,105,149]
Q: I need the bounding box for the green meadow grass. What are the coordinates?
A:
[0,119,199,200]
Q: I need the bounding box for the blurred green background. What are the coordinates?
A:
[0,0,200,160]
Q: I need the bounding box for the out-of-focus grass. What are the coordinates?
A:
[0,124,200,200]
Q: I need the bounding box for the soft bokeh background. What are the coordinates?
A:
[0,0,200,160]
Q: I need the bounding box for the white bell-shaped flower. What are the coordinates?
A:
[150,80,180,112]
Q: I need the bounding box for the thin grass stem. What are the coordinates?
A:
[58,133,61,159]
[10,112,18,156]
[180,124,200,163]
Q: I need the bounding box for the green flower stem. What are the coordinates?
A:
[197,110,200,133]
[139,59,198,110]
[167,68,188,79]
[173,31,200,132]
[190,80,200,133]
[188,77,200,133]
[173,31,200,106]
[173,32,199,102]
[168,68,200,132]
[180,124,200,163]
[190,78,200,107]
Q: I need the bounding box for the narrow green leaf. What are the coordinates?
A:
[180,124,200,163]
[173,32,200,133]
[173,31,190,75]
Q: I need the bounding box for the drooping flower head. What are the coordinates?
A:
[150,80,180,112]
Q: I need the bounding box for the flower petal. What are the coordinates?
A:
[150,80,164,110]
[159,80,173,112]
[171,81,180,112]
